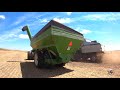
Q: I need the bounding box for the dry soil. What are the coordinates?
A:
[0,49,120,78]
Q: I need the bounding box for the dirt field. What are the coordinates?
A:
[0,49,120,78]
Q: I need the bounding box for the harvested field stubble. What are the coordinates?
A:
[0,49,120,78]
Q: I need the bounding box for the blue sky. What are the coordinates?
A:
[0,12,120,51]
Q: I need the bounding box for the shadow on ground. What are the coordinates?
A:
[24,59,34,60]
[7,61,22,62]
[20,62,73,78]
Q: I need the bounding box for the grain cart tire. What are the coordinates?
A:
[27,51,33,60]
[56,63,65,67]
[34,51,47,68]
[42,50,55,68]
[27,51,31,60]
[34,52,39,67]
[34,52,41,68]
[27,51,34,60]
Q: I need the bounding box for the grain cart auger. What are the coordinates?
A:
[22,20,84,68]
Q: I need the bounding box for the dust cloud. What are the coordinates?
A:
[101,51,120,64]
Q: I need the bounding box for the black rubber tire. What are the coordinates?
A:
[56,63,65,67]
[27,51,34,60]
[34,51,48,68]
[91,56,96,62]
[27,51,31,60]
[34,52,41,68]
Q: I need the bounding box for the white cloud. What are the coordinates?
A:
[12,13,38,26]
[83,14,105,21]
[81,29,92,34]
[0,26,23,42]
[66,12,72,15]
[41,19,49,23]
[85,39,92,42]
[93,31,112,34]
[75,27,92,34]
[82,13,120,21]
[19,34,29,39]
[14,16,26,26]
[0,33,18,42]
[0,15,5,20]
[8,33,17,38]
[53,18,72,23]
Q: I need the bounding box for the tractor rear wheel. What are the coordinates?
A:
[91,56,96,62]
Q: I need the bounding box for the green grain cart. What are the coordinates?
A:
[22,20,84,68]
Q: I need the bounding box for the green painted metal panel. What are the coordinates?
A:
[31,27,54,49]
[29,25,84,65]
[24,20,85,65]
[51,26,84,64]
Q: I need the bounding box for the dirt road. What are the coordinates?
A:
[0,50,120,78]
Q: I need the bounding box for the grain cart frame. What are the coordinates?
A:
[22,20,84,68]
